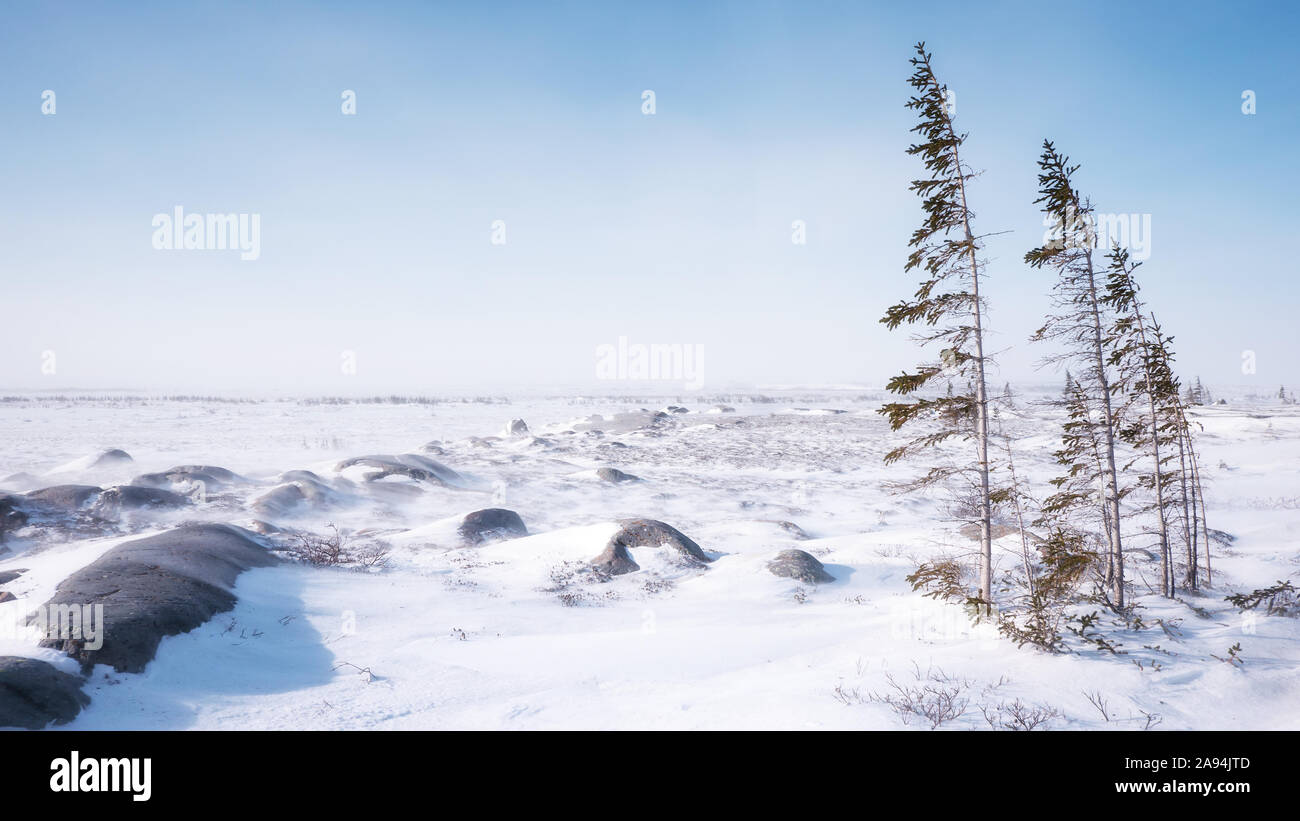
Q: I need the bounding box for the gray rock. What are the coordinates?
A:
[1,472,42,491]
[90,485,190,518]
[25,484,103,510]
[35,523,277,673]
[590,518,710,576]
[252,476,340,517]
[1208,528,1236,546]
[458,508,528,545]
[279,469,325,484]
[0,591,15,603]
[572,411,673,436]
[767,549,834,584]
[589,543,640,575]
[0,569,27,585]
[336,454,467,488]
[89,449,133,468]
[504,419,529,437]
[0,495,28,540]
[0,656,89,729]
[246,519,284,536]
[252,484,308,516]
[132,464,244,491]
[771,520,810,540]
[596,467,642,484]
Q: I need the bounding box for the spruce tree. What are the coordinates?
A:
[1103,246,1179,597]
[1039,376,1115,558]
[1024,141,1127,608]
[880,43,997,608]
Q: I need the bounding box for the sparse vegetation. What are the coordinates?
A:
[906,558,984,614]
[979,698,1063,730]
[1225,580,1298,616]
[866,666,973,730]
[281,523,390,570]
[542,561,618,607]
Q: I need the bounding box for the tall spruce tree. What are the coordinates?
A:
[880,43,996,608]
[1143,318,1201,589]
[1024,141,1127,608]
[1142,316,1213,591]
[1103,246,1178,596]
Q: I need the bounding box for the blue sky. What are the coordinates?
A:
[1,0,1296,394]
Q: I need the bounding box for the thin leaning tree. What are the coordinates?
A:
[1025,142,1127,609]
[880,43,997,609]
[1103,246,1179,597]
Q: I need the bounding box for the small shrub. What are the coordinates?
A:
[283,523,389,569]
[867,665,972,730]
[1212,642,1245,667]
[979,698,1062,730]
[997,528,1098,653]
[542,561,615,606]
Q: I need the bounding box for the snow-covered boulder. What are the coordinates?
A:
[458,508,528,545]
[0,657,89,729]
[335,453,473,489]
[252,473,346,517]
[36,523,278,673]
[596,467,642,484]
[131,464,246,491]
[90,485,190,518]
[0,495,28,541]
[89,448,133,469]
[590,518,710,576]
[25,484,102,510]
[767,549,834,584]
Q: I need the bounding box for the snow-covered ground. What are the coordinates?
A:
[0,389,1296,730]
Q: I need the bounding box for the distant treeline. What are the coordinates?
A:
[0,392,886,406]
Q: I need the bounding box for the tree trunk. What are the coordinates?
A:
[1131,309,1173,597]
[1188,438,1211,587]
[1173,419,1195,589]
[950,139,993,611]
[1081,254,1124,609]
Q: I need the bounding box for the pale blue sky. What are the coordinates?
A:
[1,1,1296,394]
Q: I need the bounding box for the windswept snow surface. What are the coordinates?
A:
[0,390,1297,730]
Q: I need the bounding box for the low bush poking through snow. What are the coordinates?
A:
[281,523,390,570]
[866,669,973,729]
[834,663,980,730]
[541,560,617,607]
[978,698,1063,731]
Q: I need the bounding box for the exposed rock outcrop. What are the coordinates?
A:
[458,508,528,545]
[0,657,89,729]
[767,549,834,584]
[35,523,277,673]
[590,519,710,576]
